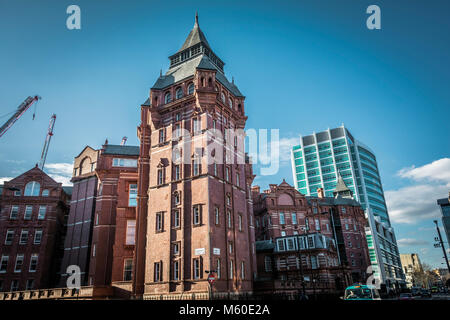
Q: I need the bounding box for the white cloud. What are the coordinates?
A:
[386,184,448,224]
[397,238,430,247]
[45,163,73,186]
[385,158,450,224]
[0,177,13,184]
[398,158,450,182]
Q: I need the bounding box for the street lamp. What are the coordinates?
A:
[433,220,450,273]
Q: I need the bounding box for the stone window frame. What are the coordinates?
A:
[155,212,165,233]
[123,259,133,281]
[172,209,181,229]
[193,257,203,279]
[175,87,183,100]
[173,259,180,281]
[154,261,163,282]
[214,207,220,226]
[192,205,202,226]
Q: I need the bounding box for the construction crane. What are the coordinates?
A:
[0,95,40,138]
[38,114,56,170]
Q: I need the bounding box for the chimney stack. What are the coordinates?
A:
[317,188,325,198]
[251,185,260,194]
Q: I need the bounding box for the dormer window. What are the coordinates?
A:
[188,83,195,95]
[176,87,183,99]
[164,92,172,104]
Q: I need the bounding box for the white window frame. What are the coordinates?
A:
[24,205,33,220]
[5,230,14,245]
[34,230,43,245]
[126,220,136,245]
[19,230,29,245]
[29,254,38,272]
[10,206,19,220]
[38,205,47,220]
[14,254,24,273]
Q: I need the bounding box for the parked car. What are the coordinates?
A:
[420,289,432,298]
[399,293,414,300]
[411,287,422,296]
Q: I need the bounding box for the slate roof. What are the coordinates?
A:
[177,13,211,52]
[334,171,351,193]
[306,195,361,207]
[151,14,244,98]
[103,144,139,156]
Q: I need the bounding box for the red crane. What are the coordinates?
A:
[0,95,40,138]
[39,114,56,170]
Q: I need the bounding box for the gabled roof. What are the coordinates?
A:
[4,166,61,186]
[103,144,139,156]
[74,145,98,159]
[177,13,211,53]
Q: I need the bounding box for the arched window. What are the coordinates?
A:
[174,191,180,205]
[42,189,49,197]
[164,92,172,104]
[79,157,91,175]
[238,104,242,113]
[24,181,40,196]
[221,92,226,103]
[228,98,233,109]
[188,83,195,95]
[176,87,183,99]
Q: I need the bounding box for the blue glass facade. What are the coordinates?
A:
[291,125,405,288]
[290,126,391,225]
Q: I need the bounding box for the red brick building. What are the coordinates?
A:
[0,166,70,292]
[254,234,351,298]
[133,14,256,299]
[59,146,99,287]
[252,179,370,285]
[59,143,138,297]
[88,143,139,297]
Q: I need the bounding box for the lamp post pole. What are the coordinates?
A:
[434,220,450,273]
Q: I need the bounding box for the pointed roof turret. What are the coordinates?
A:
[333,171,353,199]
[177,12,211,53]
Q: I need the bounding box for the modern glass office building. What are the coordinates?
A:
[290,125,405,290]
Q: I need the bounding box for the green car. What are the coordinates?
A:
[343,285,381,300]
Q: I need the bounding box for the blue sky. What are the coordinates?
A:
[0,0,449,268]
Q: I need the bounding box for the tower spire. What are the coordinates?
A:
[195,11,198,26]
